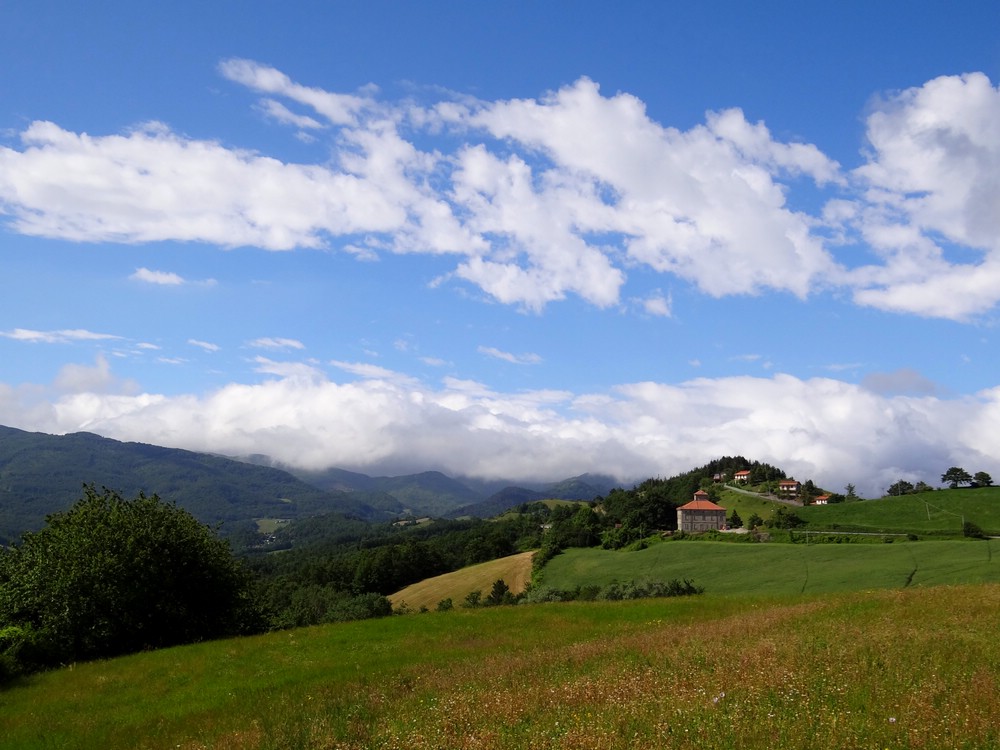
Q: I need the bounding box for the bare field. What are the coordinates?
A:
[389,550,535,610]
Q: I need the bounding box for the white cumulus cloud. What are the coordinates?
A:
[844,72,1000,319]
[1,66,999,321]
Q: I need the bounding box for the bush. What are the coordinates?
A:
[0,485,264,675]
[0,625,39,682]
[522,579,703,604]
[767,507,805,529]
[463,590,482,608]
[485,579,516,606]
[963,521,987,539]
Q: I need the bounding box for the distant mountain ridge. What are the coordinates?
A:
[255,456,619,518]
[0,425,625,543]
[0,425,385,544]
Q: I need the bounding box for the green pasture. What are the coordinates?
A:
[539,537,1000,596]
[3,586,1000,749]
[797,487,1000,535]
[714,486,1000,536]
[0,595,738,750]
[715,488,785,521]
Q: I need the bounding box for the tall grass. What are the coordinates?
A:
[2,586,999,748]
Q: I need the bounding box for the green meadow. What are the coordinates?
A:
[3,585,1000,749]
[796,487,1000,535]
[539,538,1000,597]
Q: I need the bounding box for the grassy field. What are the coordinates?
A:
[539,537,1000,596]
[386,488,1000,610]
[2,585,1000,748]
[389,551,534,610]
[716,486,1000,536]
[797,487,1000,535]
[716,488,787,521]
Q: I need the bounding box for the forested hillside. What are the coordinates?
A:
[0,426,379,543]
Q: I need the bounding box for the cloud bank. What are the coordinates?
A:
[0,358,995,498]
[1,64,998,319]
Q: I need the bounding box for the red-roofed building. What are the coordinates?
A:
[734,470,751,483]
[676,490,727,532]
[778,479,801,497]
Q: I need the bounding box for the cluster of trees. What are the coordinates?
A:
[884,468,994,497]
[941,467,993,489]
[0,486,264,680]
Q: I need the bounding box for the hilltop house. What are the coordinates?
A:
[676,490,726,532]
[778,479,801,497]
[734,470,751,483]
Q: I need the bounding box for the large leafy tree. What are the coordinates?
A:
[0,485,263,671]
[941,467,973,489]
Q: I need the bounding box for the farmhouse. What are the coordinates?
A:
[734,470,751,483]
[778,479,801,497]
[676,490,726,532]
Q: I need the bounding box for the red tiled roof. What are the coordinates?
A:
[679,498,726,511]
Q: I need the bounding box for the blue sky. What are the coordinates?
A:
[2,1,1000,496]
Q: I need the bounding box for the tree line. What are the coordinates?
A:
[886,467,994,496]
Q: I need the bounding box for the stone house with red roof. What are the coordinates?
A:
[676,490,726,532]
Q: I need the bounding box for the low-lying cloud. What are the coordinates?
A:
[0,358,995,498]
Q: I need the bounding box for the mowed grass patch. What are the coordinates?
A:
[716,488,785,522]
[798,487,1000,535]
[389,550,534,611]
[3,586,1000,748]
[540,538,1000,596]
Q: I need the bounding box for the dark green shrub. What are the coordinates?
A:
[963,521,987,539]
[0,486,263,672]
